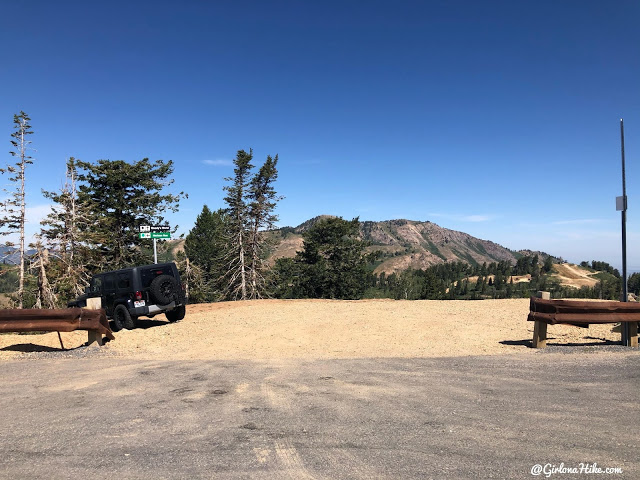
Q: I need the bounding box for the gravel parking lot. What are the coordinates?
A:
[0,299,638,479]
[0,352,638,479]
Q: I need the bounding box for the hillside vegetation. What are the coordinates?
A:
[268,216,554,275]
[164,217,623,302]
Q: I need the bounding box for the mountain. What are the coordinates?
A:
[0,246,37,266]
[268,216,555,275]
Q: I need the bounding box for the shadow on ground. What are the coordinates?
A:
[500,339,532,347]
[127,318,171,330]
[0,343,85,353]
[499,337,620,348]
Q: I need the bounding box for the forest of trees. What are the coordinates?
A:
[0,111,630,307]
[0,113,185,308]
[183,212,625,302]
[362,257,622,301]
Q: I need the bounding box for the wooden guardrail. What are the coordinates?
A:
[528,296,639,348]
[0,308,114,347]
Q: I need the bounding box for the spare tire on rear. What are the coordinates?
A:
[150,274,179,305]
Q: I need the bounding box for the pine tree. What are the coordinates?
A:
[506,276,514,298]
[184,205,228,300]
[222,149,281,300]
[75,158,184,269]
[222,150,254,300]
[247,154,281,299]
[475,275,484,292]
[0,111,34,308]
[40,158,97,302]
[295,217,370,299]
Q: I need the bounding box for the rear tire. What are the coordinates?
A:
[166,305,186,322]
[150,275,179,305]
[114,304,135,330]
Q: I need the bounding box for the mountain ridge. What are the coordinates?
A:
[269,216,555,275]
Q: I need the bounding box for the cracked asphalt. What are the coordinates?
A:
[0,351,638,479]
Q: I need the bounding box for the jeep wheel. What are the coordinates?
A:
[113,304,136,330]
[166,305,186,322]
[150,275,179,305]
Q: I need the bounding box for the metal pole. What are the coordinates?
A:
[153,238,158,264]
[620,118,630,345]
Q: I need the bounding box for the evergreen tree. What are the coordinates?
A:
[75,158,184,269]
[506,276,514,298]
[531,254,540,277]
[295,217,370,299]
[184,205,228,300]
[222,150,254,300]
[40,158,97,303]
[271,257,302,299]
[247,154,281,298]
[0,111,34,308]
[628,272,640,296]
[221,149,282,300]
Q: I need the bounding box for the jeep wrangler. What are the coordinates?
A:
[68,263,186,331]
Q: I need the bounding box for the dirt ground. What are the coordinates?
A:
[0,299,625,360]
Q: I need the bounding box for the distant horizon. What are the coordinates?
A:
[11,208,631,274]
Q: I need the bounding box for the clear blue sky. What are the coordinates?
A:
[1,0,639,269]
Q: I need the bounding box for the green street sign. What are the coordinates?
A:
[139,232,171,239]
[151,232,171,239]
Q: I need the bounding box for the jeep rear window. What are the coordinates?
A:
[104,274,116,291]
[140,265,174,288]
[117,273,131,289]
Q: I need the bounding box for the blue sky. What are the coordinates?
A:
[1,0,639,269]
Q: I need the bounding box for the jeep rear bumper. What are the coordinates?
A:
[129,301,177,317]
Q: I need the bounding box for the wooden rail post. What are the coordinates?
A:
[532,319,547,348]
[86,297,103,346]
[532,292,551,348]
[630,322,638,348]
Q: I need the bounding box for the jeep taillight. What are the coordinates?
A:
[135,291,143,300]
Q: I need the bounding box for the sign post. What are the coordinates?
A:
[139,225,171,264]
[619,119,630,346]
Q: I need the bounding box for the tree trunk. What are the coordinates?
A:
[249,222,261,299]
[18,134,26,309]
[238,230,247,300]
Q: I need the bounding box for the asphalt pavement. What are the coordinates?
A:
[0,350,638,479]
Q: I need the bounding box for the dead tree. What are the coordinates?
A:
[30,239,57,309]
[0,111,34,308]
[41,158,97,303]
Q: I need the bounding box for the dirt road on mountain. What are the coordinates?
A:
[553,263,599,288]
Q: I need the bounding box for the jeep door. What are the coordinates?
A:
[117,272,134,307]
[103,273,117,316]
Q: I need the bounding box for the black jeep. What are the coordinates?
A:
[68,263,186,331]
